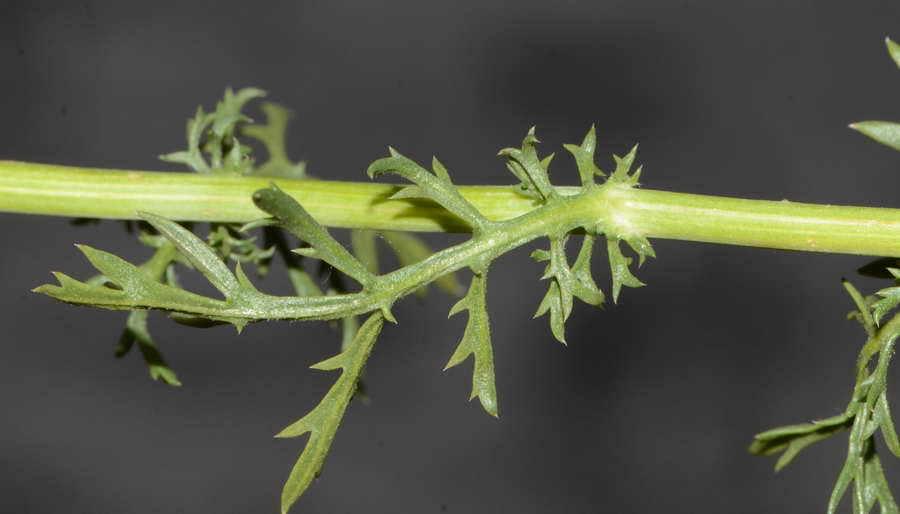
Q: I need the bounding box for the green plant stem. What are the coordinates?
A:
[4,160,900,257]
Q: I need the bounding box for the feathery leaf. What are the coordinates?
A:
[609,144,641,185]
[116,310,182,386]
[242,102,308,179]
[367,152,491,233]
[607,238,645,303]
[276,312,383,514]
[533,235,604,343]
[563,124,604,187]
[253,185,376,289]
[445,271,498,417]
[499,127,557,202]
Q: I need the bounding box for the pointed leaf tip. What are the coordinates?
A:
[431,156,451,182]
[444,273,498,417]
[278,313,384,513]
[887,37,900,68]
[850,120,900,152]
[380,305,397,323]
[607,238,645,303]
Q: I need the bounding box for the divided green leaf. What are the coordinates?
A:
[533,235,605,343]
[873,268,900,324]
[563,124,604,187]
[367,151,491,233]
[253,185,377,290]
[242,102,308,179]
[159,106,215,173]
[207,224,275,276]
[445,271,498,417]
[116,309,182,387]
[606,238,645,303]
[844,279,876,338]
[276,312,384,514]
[160,87,266,175]
[139,212,242,298]
[499,127,557,202]
[34,244,248,329]
[103,239,183,386]
[608,144,641,185]
[748,414,851,470]
[205,87,265,174]
[753,278,900,514]
[41,94,681,513]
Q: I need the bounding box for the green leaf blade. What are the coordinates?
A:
[34,246,251,330]
[119,309,182,387]
[563,125,603,187]
[253,185,376,289]
[749,414,851,458]
[498,127,556,202]
[242,102,308,179]
[608,144,641,185]
[532,235,605,343]
[607,238,645,303]
[850,121,900,153]
[445,272,498,417]
[138,212,241,298]
[534,281,567,344]
[276,312,384,514]
[876,393,900,458]
[775,430,840,472]
[887,37,900,69]
[874,286,900,325]
[367,151,490,233]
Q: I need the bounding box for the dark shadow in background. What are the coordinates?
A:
[470,19,681,140]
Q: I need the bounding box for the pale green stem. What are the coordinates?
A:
[3,160,900,257]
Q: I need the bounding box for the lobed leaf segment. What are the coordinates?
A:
[35,89,654,513]
[750,276,900,514]
[63,89,453,395]
[749,37,900,514]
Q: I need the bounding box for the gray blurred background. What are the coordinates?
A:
[3,1,900,512]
